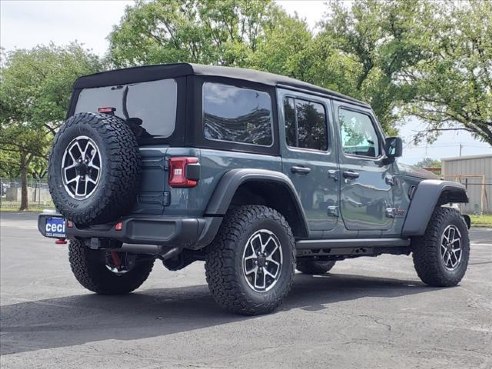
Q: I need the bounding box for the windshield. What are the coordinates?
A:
[74,79,177,138]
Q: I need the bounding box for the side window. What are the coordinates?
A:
[339,109,381,158]
[283,97,328,151]
[284,97,296,147]
[203,82,273,146]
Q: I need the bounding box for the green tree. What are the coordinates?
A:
[247,10,312,79]
[0,149,19,179]
[315,0,491,143]
[0,124,50,208]
[404,0,492,145]
[415,157,441,169]
[306,0,437,134]
[109,0,280,67]
[0,43,101,210]
[109,0,491,144]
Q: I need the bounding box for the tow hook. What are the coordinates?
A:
[55,238,67,245]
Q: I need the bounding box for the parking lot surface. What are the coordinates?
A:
[1,212,491,369]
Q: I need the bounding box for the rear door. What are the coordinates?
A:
[334,103,394,232]
[278,89,339,233]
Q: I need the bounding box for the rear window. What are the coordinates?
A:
[74,79,177,138]
[202,82,273,146]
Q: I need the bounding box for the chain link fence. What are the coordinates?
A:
[0,178,55,210]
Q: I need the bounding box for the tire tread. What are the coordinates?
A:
[412,207,470,287]
[48,113,140,225]
[68,239,154,295]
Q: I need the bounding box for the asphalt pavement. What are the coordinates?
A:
[1,212,491,369]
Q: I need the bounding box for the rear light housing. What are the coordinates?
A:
[168,157,200,188]
[98,107,116,115]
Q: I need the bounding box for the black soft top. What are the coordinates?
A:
[74,63,369,107]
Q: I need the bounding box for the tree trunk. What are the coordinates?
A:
[18,153,33,211]
[19,158,28,211]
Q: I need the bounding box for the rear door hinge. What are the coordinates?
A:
[328,169,339,181]
[327,206,339,217]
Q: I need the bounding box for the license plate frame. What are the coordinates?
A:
[45,216,66,238]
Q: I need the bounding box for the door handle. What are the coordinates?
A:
[342,170,359,179]
[291,165,311,174]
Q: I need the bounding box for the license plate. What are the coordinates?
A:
[45,217,66,238]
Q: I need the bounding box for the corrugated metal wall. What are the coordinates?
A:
[442,155,492,214]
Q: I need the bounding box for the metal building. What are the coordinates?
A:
[441,154,492,214]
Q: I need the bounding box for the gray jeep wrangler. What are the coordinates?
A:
[38,63,470,315]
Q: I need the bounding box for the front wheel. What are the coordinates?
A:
[412,207,470,287]
[205,205,295,315]
[68,239,155,294]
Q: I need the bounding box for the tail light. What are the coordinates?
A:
[168,157,200,188]
[98,107,116,115]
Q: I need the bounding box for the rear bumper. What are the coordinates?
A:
[38,213,222,250]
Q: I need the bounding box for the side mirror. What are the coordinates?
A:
[385,137,402,158]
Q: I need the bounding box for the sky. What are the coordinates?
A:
[1,0,490,164]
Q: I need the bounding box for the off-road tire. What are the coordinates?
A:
[205,205,295,315]
[296,260,336,275]
[68,239,154,294]
[48,112,140,225]
[412,207,470,287]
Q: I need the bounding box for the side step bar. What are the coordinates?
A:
[296,238,410,249]
[295,238,411,258]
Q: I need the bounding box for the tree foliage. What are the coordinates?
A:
[415,157,441,169]
[109,0,281,67]
[0,43,101,134]
[403,0,492,145]
[109,0,491,145]
[301,0,438,134]
[0,43,101,209]
[247,11,312,79]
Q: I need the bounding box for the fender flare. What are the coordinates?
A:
[402,180,468,236]
[205,168,309,237]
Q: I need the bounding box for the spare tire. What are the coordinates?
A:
[48,112,140,225]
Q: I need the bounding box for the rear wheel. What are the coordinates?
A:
[297,260,336,275]
[412,207,470,287]
[68,239,155,294]
[205,205,295,315]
